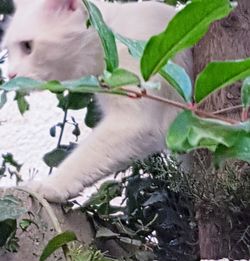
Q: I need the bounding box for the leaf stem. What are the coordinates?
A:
[241,107,248,122]
[121,87,239,124]
[57,110,68,148]
[49,109,68,175]
[213,105,243,115]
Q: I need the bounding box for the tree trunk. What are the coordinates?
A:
[193,0,250,259]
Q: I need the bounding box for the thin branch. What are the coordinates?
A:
[57,110,68,148]
[49,109,68,175]
[121,87,239,124]
[241,107,249,122]
[213,105,243,115]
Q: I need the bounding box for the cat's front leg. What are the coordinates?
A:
[28,111,164,203]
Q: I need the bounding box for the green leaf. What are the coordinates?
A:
[143,192,165,206]
[50,125,57,137]
[57,93,92,110]
[0,219,17,248]
[141,0,232,80]
[83,181,121,207]
[0,91,7,109]
[116,34,192,101]
[1,76,99,93]
[195,58,250,103]
[43,146,76,168]
[2,153,22,171]
[214,136,250,166]
[241,77,250,108]
[40,231,77,261]
[1,76,128,96]
[0,195,26,222]
[166,110,242,153]
[72,125,81,140]
[160,61,192,102]
[83,0,118,72]
[96,227,119,238]
[167,112,250,167]
[69,247,115,261]
[2,77,42,92]
[103,68,140,88]
[14,92,29,114]
[19,219,34,231]
[164,0,178,6]
[116,33,145,59]
[46,77,101,93]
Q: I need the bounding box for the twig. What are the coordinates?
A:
[16,187,71,261]
[57,110,68,148]
[49,109,68,175]
[121,87,239,124]
[213,105,243,115]
[241,107,249,122]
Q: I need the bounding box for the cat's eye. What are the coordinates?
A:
[20,40,33,55]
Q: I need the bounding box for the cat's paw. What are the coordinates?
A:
[25,180,70,203]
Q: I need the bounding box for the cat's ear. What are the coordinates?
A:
[44,0,78,12]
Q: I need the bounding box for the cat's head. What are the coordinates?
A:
[3,0,104,81]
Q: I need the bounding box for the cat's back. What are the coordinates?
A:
[91,0,176,40]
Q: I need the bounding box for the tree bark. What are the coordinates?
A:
[193,0,250,259]
[0,188,130,261]
[0,188,94,261]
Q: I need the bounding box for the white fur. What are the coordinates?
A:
[3,0,193,202]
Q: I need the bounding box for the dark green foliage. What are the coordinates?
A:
[0,195,27,252]
[0,0,249,259]
[84,154,250,260]
[83,180,122,218]
[165,0,188,6]
[124,155,199,261]
[14,92,29,115]
[84,154,199,261]
[0,91,7,109]
[0,154,23,183]
[0,219,19,252]
[57,93,92,111]
[40,231,77,261]
[43,143,77,168]
[0,0,14,14]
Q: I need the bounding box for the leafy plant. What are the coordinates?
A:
[2,0,248,167]
[83,154,199,261]
[0,195,26,252]
[40,231,77,261]
[1,0,250,259]
[0,153,23,184]
[0,0,14,14]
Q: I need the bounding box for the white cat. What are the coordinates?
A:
[3,0,193,202]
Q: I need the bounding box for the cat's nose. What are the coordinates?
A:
[8,72,17,79]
